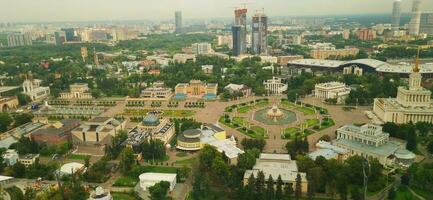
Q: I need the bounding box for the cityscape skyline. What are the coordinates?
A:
[1,0,433,22]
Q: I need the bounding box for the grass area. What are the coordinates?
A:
[174,157,198,165]
[316,118,335,131]
[410,187,432,200]
[306,119,319,127]
[6,186,24,200]
[233,117,249,126]
[176,152,188,157]
[124,109,195,118]
[238,127,266,139]
[144,155,170,162]
[237,101,269,114]
[113,176,138,187]
[251,126,266,136]
[395,186,421,200]
[112,192,138,200]
[145,166,181,173]
[281,101,315,115]
[162,110,195,118]
[68,154,90,160]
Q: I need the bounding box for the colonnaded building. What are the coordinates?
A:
[373,63,433,124]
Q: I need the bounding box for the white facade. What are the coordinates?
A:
[191,43,214,55]
[89,187,113,200]
[314,82,351,104]
[60,162,87,175]
[334,124,416,167]
[139,173,177,191]
[22,79,50,101]
[373,66,433,124]
[263,77,287,95]
[59,83,92,99]
[173,54,196,63]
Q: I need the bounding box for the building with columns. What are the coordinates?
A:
[263,77,288,95]
[22,79,50,101]
[314,82,351,104]
[373,61,433,124]
[59,83,93,99]
[334,124,415,167]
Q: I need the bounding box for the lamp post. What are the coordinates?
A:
[362,158,371,200]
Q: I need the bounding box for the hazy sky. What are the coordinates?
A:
[1,0,433,22]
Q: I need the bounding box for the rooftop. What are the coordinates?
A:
[334,138,403,157]
[139,172,177,181]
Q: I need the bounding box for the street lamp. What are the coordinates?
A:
[362,158,371,200]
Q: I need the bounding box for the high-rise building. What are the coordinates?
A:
[252,12,268,55]
[232,26,242,56]
[54,31,66,45]
[357,29,377,41]
[7,32,32,47]
[61,28,75,41]
[81,47,88,63]
[408,0,422,36]
[191,43,213,55]
[392,0,401,30]
[420,12,433,35]
[234,8,247,54]
[175,11,182,34]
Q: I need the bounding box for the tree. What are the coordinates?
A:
[276,175,284,200]
[241,138,266,151]
[246,174,256,200]
[199,145,218,170]
[17,93,31,106]
[141,139,167,161]
[84,156,90,168]
[237,148,260,170]
[295,173,302,200]
[350,186,362,200]
[10,137,39,154]
[427,141,433,154]
[11,162,26,178]
[149,181,171,200]
[284,183,294,199]
[401,173,410,186]
[266,175,275,200]
[255,171,265,199]
[119,147,135,174]
[13,113,33,126]
[388,187,396,200]
[0,113,12,132]
[406,126,417,151]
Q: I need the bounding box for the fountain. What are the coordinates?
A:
[267,105,284,122]
[254,104,297,126]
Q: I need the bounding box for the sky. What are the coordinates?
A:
[1,0,433,22]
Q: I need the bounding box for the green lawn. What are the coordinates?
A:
[238,127,266,139]
[283,127,300,139]
[145,166,181,173]
[233,117,249,126]
[68,154,90,160]
[5,186,24,200]
[395,186,421,200]
[237,101,269,114]
[410,187,432,200]
[112,192,138,200]
[306,119,320,127]
[317,118,335,130]
[251,126,266,136]
[162,110,195,118]
[113,176,138,187]
[174,157,197,165]
[281,101,315,115]
[176,152,188,157]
